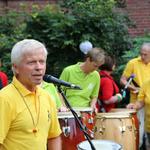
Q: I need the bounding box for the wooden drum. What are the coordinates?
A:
[58,111,84,150]
[110,108,139,150]
[94,111,137,150]
[58,108,96,150]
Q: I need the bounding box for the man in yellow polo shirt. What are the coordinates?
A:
[120,42,150,149]
[127,79,150,149]
[0,39,62,150]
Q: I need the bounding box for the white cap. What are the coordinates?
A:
[79,41,93,54]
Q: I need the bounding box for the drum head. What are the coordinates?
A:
[57,111,81,119]
[73,107,92,112]
[96,112,130,119]
[110,108,136,114]
[77,140,122,150]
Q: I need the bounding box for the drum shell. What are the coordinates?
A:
[58,111,84,150]
[58,107,95,150]
[110,108,139,150]
[74,107,95,138]
[94,112,137,150]
[58,108,95,150]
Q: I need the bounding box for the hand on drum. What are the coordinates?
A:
[126,103,137,109]
[58,106,69,112]
[91,105,98,114]
[126,101,144,110]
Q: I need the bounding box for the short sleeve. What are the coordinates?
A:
[122,60,134,78]
[90,72,100,98]
[0,95,13,144]
[47,100,61,138]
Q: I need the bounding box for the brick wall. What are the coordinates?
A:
[116,0,150,37]
[0,0,150,37]
[0,0,57,13]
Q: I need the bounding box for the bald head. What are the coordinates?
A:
[140,43,150,64]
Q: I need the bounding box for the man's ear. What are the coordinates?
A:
[12,64,19,74]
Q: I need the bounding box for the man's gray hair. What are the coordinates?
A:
[11,39,48,65]
[141,42,150,51]
[11,39,48,74]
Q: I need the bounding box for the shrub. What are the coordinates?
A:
[25,0,132,77]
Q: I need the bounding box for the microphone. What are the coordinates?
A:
[121,74,135,98]
[43,74,82,90]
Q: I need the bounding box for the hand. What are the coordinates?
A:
[91,105,98,114]
[126,103,136,109]
[116,93,123,102]
[131,87,140,94]
[58,106,69,112]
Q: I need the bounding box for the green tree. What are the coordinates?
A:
[25,0,132,77]
[0,10,28,80]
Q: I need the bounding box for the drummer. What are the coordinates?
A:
[127,79,150,149]
[59,47,105,113]
[120,42,150,149]
[97,55,123,112]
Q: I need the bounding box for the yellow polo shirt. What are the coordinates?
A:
[122,57,150,103]
[0,76,61,150]
[138,80,150,132]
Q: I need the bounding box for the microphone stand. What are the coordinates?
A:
[57,85,96,150]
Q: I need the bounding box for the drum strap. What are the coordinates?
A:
[100,74,117,95]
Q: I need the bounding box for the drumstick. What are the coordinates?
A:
[121,74,135,98]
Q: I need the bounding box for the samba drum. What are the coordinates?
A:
[77,140,122,150]
[58,111,84,150]
[94,110,137,150]
[74,107,95,138]
[110,108,139,150]
[58,108,95,150]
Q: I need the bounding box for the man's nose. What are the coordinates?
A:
[35,62,43,69]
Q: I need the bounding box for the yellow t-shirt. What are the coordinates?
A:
[122,57,150,103]
[138,80,150,132]
[0,77,61,150]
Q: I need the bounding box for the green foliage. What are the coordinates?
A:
[0,11,28,80]
[0,1,135,80]
[25,0,132,76]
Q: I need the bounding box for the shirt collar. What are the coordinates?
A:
[12,76,41,97]
[137,56,150,65]
[137,56,142,62]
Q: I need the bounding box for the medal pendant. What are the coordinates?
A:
[33,128,38,133]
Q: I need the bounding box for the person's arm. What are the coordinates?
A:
[127,81,146,110]
[126,100,144,110]
[120,75,139,93]
[103,93,122,104]
[58,93,68,112]
[47,136,62,150]
[100,77,122,104]
[90,97,98,113]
